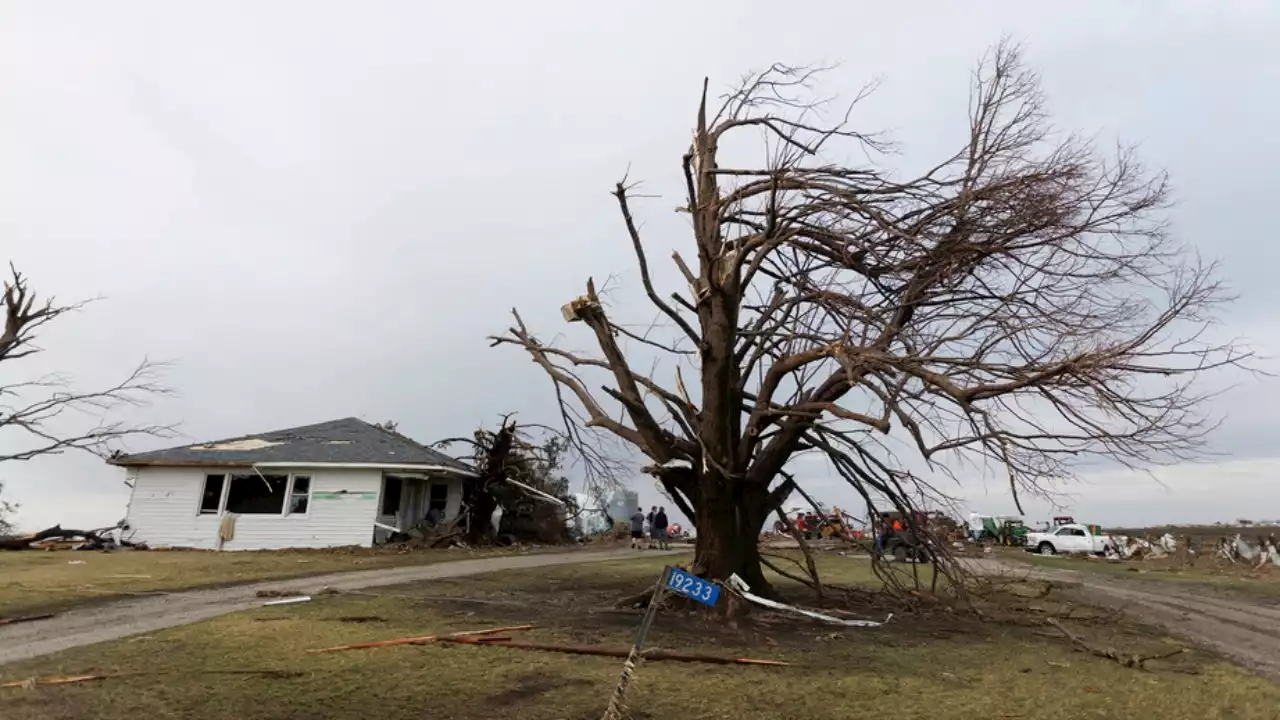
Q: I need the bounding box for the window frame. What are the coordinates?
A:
[198,474,230,515]
[195,470,313,518]
[285,475,312,517]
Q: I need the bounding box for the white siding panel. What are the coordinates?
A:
[124,466,381,550]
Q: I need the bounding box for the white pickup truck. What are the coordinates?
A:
[1024,523,1112,556]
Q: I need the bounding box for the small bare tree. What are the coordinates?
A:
[493,42,1248,596]
[1,265,172,466]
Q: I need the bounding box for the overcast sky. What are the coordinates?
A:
[2,1,1278,532]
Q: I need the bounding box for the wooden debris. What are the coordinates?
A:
[304,624,535,654]
[440,636,789,666]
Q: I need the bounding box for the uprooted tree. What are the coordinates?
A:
[493,42,1247,598]
[0,265,172,548]
[434,418,620,546]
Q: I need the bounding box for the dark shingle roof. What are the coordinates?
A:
[108,417,475,473]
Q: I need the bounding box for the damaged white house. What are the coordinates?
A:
[109,418,477,550]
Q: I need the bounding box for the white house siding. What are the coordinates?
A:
[372,475,465,544]
[124,466,382,550]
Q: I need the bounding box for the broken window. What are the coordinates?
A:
[288,476,311,515]
[225,474,288,514]
[200,474,225,514]
[428,483,448,514]
[381,477,402,515]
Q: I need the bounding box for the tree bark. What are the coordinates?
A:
[688,474,774,597]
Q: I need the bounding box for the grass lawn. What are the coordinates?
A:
[0,544,558,618]
[1008,551,1280,602]
[3,552,1278,719]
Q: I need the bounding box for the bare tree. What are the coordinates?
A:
[1,265,173,466]
[493,42,1248,596]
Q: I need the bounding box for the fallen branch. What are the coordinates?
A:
[440,636,789,666]
[0,613,56,626]
[1045,618,1188,668]
[304,624,534,654]
[2,669,301,689]
[760,555,821,591]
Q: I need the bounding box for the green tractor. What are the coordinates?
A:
[980,516,1028,547]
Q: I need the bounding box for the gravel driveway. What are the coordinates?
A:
[0,548,679,666]
[971,557,1280,680]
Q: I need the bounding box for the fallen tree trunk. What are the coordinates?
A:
[0,525,76,551]
[0,524,119,551]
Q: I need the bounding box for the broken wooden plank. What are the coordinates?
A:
[304,624,535,654]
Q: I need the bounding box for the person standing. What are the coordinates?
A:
[646,506,657,549]
[629,507,645,549]
[653,507,670,550]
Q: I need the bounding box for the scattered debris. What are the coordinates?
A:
[0,613,56,626]
[336,616,386,624]
[441,635,789,666]
[305,624,535,654]
[262,596,311,607]
[726,574,890,628]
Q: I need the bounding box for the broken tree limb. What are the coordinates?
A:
[303,624,535,654]
[0,525,81,551]
[1045,618,1189,668]
[440,636,789,666]
[0,613,56,626]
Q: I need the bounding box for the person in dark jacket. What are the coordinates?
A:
[653,507,670,550]
[629,508,646,549]
[646,506,657,548]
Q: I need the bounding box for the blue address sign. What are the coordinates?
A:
[664,566,720,606]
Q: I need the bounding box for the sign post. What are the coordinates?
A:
[602,566,722,720]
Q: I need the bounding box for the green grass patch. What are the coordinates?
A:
[3,553,1277,719]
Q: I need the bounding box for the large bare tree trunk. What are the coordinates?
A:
[683,474,775,596]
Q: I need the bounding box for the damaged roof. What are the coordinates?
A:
[108,417,476,473]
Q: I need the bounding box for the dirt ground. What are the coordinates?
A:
[0,547,681,666]
[974,556,1280,681]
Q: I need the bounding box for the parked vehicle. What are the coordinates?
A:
[873,511,932,563]
[1024,523,1112,556]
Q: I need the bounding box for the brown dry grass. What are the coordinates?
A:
[3,553,1277,719]
[0,543,577,618]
